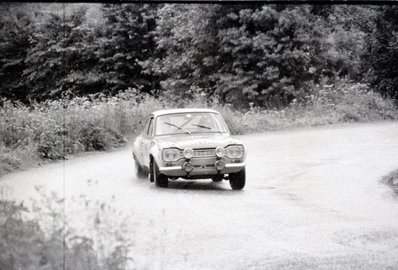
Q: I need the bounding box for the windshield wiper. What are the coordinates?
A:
[190,124,224,134]
[163,121,191,134]
[191,124,212,130]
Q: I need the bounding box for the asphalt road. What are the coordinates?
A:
[1,122,398,269]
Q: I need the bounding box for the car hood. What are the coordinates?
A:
[153,133,242,149]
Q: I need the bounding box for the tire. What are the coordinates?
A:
[153,160,168,188]
[134,157,148,178]
[229,167,246,190]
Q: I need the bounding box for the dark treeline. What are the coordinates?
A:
[0,3,397,109]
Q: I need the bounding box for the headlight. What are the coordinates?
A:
[215,160,225,171]
[183,148,194,159]
[215,146,225,158]
[183,162,194,172]
[225,145,244,159]
[162,148,181,162]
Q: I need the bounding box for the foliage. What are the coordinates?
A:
[0,188,135,270]
[364,6,398,101]
[2,4,158,101]
[96,4,159,95]
[151,4,375,108]
[2,81,396,177]
[0,88,167,176]
[382,169,398,195]
[206,80,398,134]
[148,4,220,100]
[1,4,396,106]
[214,5,318,107]
[0,4,36,101]
[22,5,101,100]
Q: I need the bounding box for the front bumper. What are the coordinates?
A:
[159,160,245,177]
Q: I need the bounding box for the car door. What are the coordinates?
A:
[141,116,154,168]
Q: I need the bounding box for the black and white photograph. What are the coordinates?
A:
[1,1,398,269]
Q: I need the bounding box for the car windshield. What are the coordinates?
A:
[155,112,228,136]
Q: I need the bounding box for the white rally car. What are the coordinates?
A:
[132,108,246,190]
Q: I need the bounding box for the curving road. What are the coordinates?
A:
[1,122,398,269]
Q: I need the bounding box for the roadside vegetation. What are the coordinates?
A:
[0,189,136,270]
[1,80,397,177]
[382,169,398,195]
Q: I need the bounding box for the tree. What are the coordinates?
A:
[0,3,391,107]
[153,4,375,109]
[148,4,224,100]
[0,4,35,101]
[364,6,398,101]
[215,5,322,107]
[22,6,95,100]
[95,4,158,95]
[154,5,324,108]
[313,6,375,81]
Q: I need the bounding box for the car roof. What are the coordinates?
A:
[151,108,220,117]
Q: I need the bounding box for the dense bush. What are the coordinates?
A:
[203,80,398,133]
[0,89,162,176]
[0,189,135,270]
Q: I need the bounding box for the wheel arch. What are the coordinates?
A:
[149,144,162,167]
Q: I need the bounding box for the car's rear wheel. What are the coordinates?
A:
[134,156,148,178]
[153,160,168,188]
[229,167,246,190]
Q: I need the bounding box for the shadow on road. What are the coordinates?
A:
[167,180,231,191]
[134,176,242,193]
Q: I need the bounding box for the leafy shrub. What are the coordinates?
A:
[177,80,398,134]
[0,140,38,177]
[382,169,398,195]
[0,154,22,177]
[79,125,126,151]
[37,128,65,160]
[0,188,135,270]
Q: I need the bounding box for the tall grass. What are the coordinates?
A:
[0,188,136,270]
[0,89,163,176]
[1,184,179,269]
[1,81,397,177]
[185,81,398,134]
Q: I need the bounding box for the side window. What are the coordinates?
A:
[146,118,154,137]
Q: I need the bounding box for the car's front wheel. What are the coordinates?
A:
[152,160,168,188]
[229,167,246,190]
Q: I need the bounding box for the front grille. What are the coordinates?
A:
[193,164,215,168]
[193,148,216,158]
